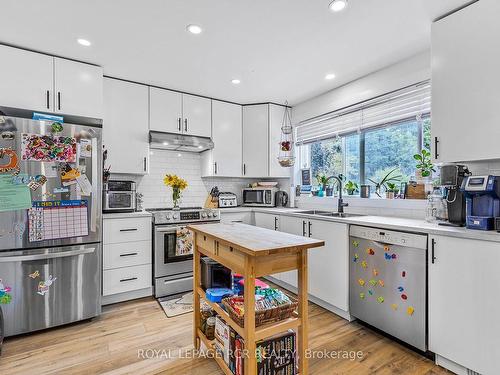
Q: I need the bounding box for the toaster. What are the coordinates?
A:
[218,192,238,208]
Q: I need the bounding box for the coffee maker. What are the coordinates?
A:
[438,164,471,227]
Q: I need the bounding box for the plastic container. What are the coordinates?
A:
[206,288,234,303]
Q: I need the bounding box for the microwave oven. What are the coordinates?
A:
[242,187,277,207]
[103,180,136,213]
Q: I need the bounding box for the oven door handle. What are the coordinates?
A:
[155,226,187,233]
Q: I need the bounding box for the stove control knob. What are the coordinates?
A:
[165,213,172,220]
[201,212,207,219]
[207,212,213,218]
[173,213,179,220]
[212,211,218,217]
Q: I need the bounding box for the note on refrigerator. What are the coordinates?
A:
[0,175,32,212]
[76,174,92,196]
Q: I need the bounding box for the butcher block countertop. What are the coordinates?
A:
[188,222,324,256]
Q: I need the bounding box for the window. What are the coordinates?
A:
[296,82,431,190]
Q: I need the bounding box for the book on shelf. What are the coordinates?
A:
[256,330,296,375]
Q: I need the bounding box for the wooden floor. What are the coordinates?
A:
[0,297,450,375]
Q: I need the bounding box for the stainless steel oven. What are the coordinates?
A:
[103,180,136,213]
[149,208,220,298]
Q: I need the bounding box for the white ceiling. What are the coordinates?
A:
[0,0,469,105]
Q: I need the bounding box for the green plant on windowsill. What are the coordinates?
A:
[316,174,333,192]
[344,180,359,195]
[414,149,436,179]
[368,168,402,198]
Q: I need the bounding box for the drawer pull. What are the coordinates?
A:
[120,277,138,282]
[120,228,138,232]
[120,252,138,257]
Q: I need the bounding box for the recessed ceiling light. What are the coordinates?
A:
[197,145,203,149]
[177,153,182,157]
[77,38,91,47]
[231,79,241,85]
[186,24,202,34]
[325,73,336,80]
[329,0,348,12]
[163,141,169,146]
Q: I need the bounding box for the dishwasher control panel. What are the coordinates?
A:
[349,226,427,249]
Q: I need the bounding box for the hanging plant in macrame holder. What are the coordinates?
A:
[278,102,295,167]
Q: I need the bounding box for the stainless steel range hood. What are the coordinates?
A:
[149,131,214,152]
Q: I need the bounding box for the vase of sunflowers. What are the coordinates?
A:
[163,174,188,210]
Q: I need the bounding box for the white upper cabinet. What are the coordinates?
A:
[103,78,150,175]
[182,94,211,138]
[432,0,500,162]
[269,104,291,178]
[53,58,103,118]
[0,45,54,112]
[242,104,269,177]
[202,100,242,177]
[149,88,211,138]
[149,87,183,134]
[0,45,103,117]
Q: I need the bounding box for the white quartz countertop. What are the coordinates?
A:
[251,208,500,243]
[103,211,152,219]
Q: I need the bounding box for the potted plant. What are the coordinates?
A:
[163,174,188,209]
[344,180,359,195]
[316,174,333,196]
[385,182,399,199]
[368,168,402,198]
[414,149,436,181]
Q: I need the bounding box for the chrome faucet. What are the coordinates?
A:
[328,174,349,213]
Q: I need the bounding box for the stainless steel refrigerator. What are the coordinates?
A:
[0,107,102,338]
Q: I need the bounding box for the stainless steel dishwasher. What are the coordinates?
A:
[349,225,428,351]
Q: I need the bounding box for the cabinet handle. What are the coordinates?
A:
[214,162,217,175]
[120,252,138,257]
[120,228,138,232]
[184,119,188,132]
[302,221,306,236]
[431,238,437,264]
[434,137,439,160]
[178,118,182,132]
[46,90,50,109]
[243,163,246,175]
[120,277,138,282]
[143,157,147,172]
[57,92,61,110]
[308,221,312,237]
[274,217,278,231]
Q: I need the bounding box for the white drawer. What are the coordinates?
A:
[103,241,151,270]
[103,264,151,296]
[103,217,151,244]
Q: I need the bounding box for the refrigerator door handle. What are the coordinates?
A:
[0,247,95,262]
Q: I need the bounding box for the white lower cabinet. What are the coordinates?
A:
[255,213,349,315]
[429,235,500,375]
[220,211,254,225]
[103,216,152,303]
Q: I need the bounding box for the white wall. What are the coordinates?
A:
[292,50,431,124]
[111,149,290,209]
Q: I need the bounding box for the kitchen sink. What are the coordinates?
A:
[298,210,365,218]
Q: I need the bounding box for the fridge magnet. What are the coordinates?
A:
[391,253,397,259]
[366,248,375,255]
[378,280,385,287]
[369,279,377,287]
[368,290,374,296]
[60,167,81,181]
[353,253,359,262]
[358,278,365,286]
[372,268,379,276]
[44,163,59,178]
[397,286,404,293]
[50,122,63,133]
[32,113,64,123]
[53,187,69,194]
[361,260,367,269]
[384,245,390,251]
[352,240,359,247]
[1,131,15,140]
[0,147,20,175]
[41,191,57,200]
[407,306,415,316]
[391,304,398,311]
[21,133,77,163]
[76,174,92,196]
[385,252,397,260]
[402,271,406,278]
[37,275,57,296]
[28,175,47,191]
[79,139,92,158]
[0,278,13,304]
[401,294,408,301]
[377,296,384,304]
[28,270,40,279]
[359,293,365,300]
